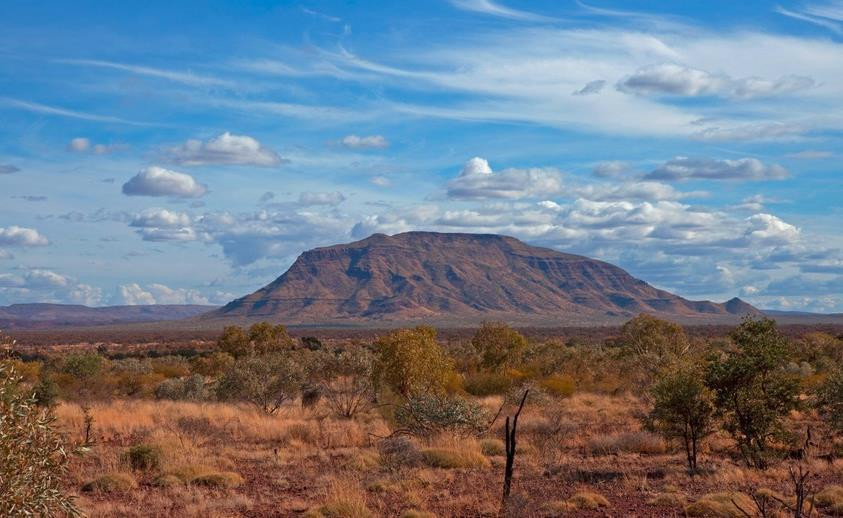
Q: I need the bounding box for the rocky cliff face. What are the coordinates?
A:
[211,232,758,324]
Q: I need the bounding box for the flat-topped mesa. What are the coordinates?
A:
[211,231,759,323]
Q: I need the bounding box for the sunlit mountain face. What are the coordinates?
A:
[1,0,841,313]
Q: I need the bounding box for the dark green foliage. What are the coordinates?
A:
[155,374,207,401]
[471,322,528,372]
[463,372,512,396]
[705,317,799,468]
[374,326,453,397]
[300,336,323,351]
[33,373,60,407]
[216,353,304,414]
[122,444,163,472]
[620,314,689,377]
[395,393,489,437]
[1,351,82,516]
[217,323,295,358]
[647,365,714,474]
[818,368,843,433]
[62,351,104,379]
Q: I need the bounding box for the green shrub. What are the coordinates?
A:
[471,322,528,372]
[81,472,138,493]
[33,373,60,407]
[122,444,163,472]
[313,348,376,418]
[463,372,511,396]
[216,353,303,414]
[1,353,82,516]
[538,374,575,398]
[395,393,489,437]
[706,317,799,468]
[155,374,207,401]
[62,352,103,380]
[647,364,714,473]
[374,326,453,397]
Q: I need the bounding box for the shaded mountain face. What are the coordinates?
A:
[0,303,217,329]
[212,232,758,324]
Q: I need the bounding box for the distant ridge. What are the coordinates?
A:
[0,303,217,329]
[210,231,759,325]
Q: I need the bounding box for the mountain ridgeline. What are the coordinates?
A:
[211,232,758,325]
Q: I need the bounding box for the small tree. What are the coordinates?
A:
[817,368,843,433]
[647,364,715,474]
[1,332,82,516]
[394,393,489,437]
[620,314,689,376]
[218,325,249,358]
[374,326,453,397]
[315,348,376,419]
[471,322,528,372]
[248,322,295,354]
[706,317,799,468]
[216,353,303,414]
[217,322,295,358]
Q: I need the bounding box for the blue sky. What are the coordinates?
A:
[1,0,842,311]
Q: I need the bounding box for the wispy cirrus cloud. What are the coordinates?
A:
[0,97,152,125]
[57,58,236,88]
[448,0,556,21]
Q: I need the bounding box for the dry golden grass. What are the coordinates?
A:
[50,390,839,517]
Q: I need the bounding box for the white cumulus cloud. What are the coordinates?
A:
[122,166,208,198]
[164,132,284,166]
[0,226,49,247]
[446,157,564,200]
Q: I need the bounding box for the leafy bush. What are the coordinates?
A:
[705,317,799,468]
[647,365,714,473]
[216,353,303,414]
[538,374,575,398]
[471,321,528,372]
[1,353,82,516]
[62,351,104,379]
[818,368,843,432]
[218,323,295,358]
[620,314,689,377]
[395,393,489,437]
[374,326,453,397]
[122,444,163,472]
[33,372,60,407]
[463,372,512,396]
[313,348,376,418]
[190,351,235,377]
[155,374,207,401]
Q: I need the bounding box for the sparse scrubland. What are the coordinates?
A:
[4,318,843,516]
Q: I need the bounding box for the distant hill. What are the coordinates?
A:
[0,303,217,329]
[209,231,759,325]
